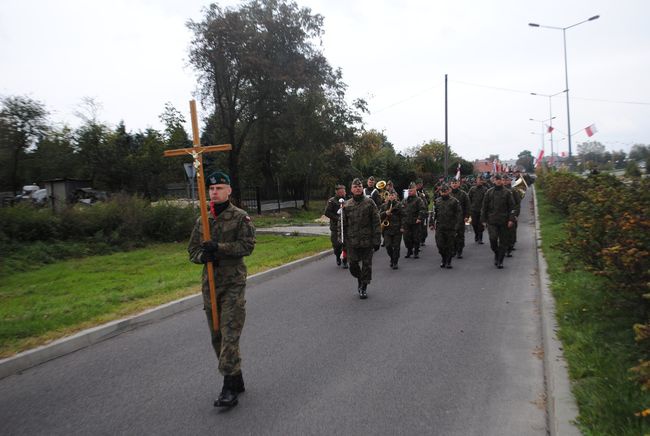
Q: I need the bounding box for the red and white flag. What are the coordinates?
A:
[546,125,554,133]
[535,149,544,167]
[585,124,598,137]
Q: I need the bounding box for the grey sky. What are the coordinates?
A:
[1,0,648,161]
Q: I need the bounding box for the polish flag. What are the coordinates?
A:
[535,149,544,167]
[585,124,598,137]
[546,125,554,133]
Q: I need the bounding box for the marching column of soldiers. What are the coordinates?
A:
[325,171,527,297]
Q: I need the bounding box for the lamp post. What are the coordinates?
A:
[529,15,600,159]
[530,89,566,161]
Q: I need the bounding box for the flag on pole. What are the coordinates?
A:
[546,125,554,133]
[585,124,598,137]
[535,149,545,167]
[455,163,461,180]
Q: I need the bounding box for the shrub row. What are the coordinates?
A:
[0,194,198,246]
[537,170,650,390]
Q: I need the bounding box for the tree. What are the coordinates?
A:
[629,144,648,162]
[577,141,606,169]
[516,150,534,173]
[188,0,341,204]
[0,96,49,193]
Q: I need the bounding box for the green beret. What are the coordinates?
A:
[206,171,230,186]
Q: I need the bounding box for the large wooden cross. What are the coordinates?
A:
[163,100,231,331]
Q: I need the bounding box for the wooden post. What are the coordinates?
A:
[163,100,231,331]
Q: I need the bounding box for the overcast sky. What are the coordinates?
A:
[1,0,649,161]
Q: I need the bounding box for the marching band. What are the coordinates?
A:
[326,171,530,298]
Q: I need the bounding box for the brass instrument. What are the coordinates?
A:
[512,176,528,198]
[381,201,393,231]
[376,180,389,203]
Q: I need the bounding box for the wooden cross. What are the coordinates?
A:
[163,100,232,331]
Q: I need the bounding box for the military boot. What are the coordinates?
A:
[214,375,239,408]
[336,255,341,266]
[405,249,412,258]
[446,256,453,269]
[413,248,420,259]
[497,253,505,269]
[478,233,484,244]
[456,248,463,259]
[494,252,499,266]
[359,283,368,299]
[231,372,245,393]
[391,253,399,270]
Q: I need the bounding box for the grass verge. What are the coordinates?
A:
[0,234,330,358]
[252,200,327,228]
[537,189,650,435]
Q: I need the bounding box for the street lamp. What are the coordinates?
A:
[530,116,556,162]
[530,89,567,160]
[529,15,600,159]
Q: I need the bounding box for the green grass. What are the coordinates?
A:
[252,200,327,228]
[537,189,650,435]
[0,234,330,357]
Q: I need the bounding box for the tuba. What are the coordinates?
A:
[512,176,528,198]
[376,180,389,203]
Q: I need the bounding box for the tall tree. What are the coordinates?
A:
[187,0,340,204]
[516,150,534,173]
[0,96,49,193]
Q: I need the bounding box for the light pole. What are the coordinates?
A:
[530,90,566,161]
[529,15,600,159]
[530,116,556,164]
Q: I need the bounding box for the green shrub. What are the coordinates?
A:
[144,201,197,242]
[0,204,61,241]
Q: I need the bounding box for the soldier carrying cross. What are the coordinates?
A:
[165,100,255,408]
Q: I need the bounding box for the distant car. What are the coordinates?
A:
[15,185,48,205]
[73,188,108,205]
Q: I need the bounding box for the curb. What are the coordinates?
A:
[532,186,581,436]
[0,250,331,380]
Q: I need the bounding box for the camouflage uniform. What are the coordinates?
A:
[417,187,431,245]
[481,185,516,267]
[324,194,346,264]
[188,202,256,376]
[450,187,470,257]
[379,198,403,268]
[433,194,462,267]
[343,195,381,287]
[504,183,522,254]
[401,194,426,257]
[468,182,488,243]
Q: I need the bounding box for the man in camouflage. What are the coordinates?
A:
[503,173,522,257]
[449,179,470,258]
[379,189,403,269]
[324,184,348,268]
[188,171,256,408]
[431,183,462,268]
[468,176,489,244]
[402,181,426,259]
[481,174,516,269]
[416,178,431,246]
[343,178,381,299]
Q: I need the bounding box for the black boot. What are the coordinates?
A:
[506,249,512,258]
[336,255,341,266]
[494,252,499,266]
[456,248,463,259]
[405,249,412,258]
[413,249,420,259]
[342,257,348,269]
[497,253,505,269]
[478,233,484,244]
[359,283,368,299]
[440,256,446,268]
[214,375,239,407]
[446,256,453,269]
[231,372,245,393]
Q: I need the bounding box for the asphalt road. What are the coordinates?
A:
[0,194,546,436]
